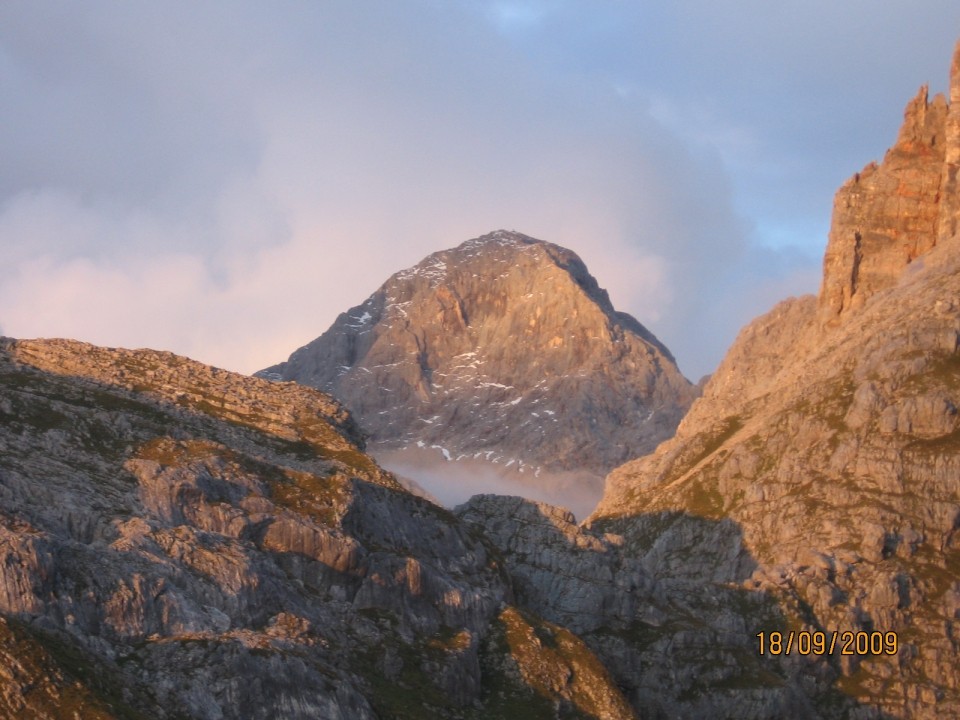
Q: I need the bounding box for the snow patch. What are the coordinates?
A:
[430,444,452,461]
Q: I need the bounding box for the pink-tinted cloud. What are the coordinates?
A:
[1,2,957,378]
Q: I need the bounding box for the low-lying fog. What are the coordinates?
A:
[373,446,604,522]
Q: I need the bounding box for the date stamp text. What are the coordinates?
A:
[756,630,898,657]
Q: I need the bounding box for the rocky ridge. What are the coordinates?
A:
[0,337,633,719]
[457,494,836,719]
[576,40,960,719]
[259,230,696,481]
[443,39,960,720]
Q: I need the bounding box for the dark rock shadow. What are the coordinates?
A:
[457,495,899,720]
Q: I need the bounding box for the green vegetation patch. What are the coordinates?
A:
[682,477,726,519]
[905,426,960,455]
[133,437,225,466]
[472,654,567,718]
[788,375,855,434]
[268,468,348,526]
[494,606,634,719]
[134,437,350,527]
[661,415,744,487]
[901,351,960,394]
[588,618,688,650]
[349,621,466,720]
[178,391,379,479]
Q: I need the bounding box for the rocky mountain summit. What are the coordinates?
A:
[820,43,960,323]
[259,230,695,484]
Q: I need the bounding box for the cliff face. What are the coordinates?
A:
[260,230,695,480]
[820,42,960,322]
[0,338,632,719]
[585,40,960,719]
[458,494,831,719]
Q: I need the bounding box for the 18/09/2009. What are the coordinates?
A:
[756,630,898,656]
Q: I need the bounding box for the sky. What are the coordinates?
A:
[2,3,960,381]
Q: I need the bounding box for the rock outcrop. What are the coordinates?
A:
[259,230,695,480]
[458,495,841,719]
[0,338,632,719]
[586,40,960,719]
[820,41,960,322]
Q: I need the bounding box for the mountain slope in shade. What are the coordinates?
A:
[259,230,696,498]
[578,40,960,719]
[0,337,634,719]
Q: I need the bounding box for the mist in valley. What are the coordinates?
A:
[373,446,604,522]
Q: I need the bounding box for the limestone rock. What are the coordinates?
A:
[592,40,960,719]
[820,40,960,323]
[259,230,696,479]
[0,337,623,719]
[939,40,960,244]
[457,495,832,719]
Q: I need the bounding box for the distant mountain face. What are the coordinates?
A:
[259,230,696,481]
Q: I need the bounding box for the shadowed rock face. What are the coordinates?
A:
[0,338,634,719]
[457,496,860,720]
[259,230,696,479]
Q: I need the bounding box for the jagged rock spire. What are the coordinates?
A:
[820,39,960,323]
[938,39,960,243]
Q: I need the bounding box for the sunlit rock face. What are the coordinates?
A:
[259,230,696,483]
[820,41,960,323]
[589,40,960,720]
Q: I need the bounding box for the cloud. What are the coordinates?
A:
[1,2,958,379]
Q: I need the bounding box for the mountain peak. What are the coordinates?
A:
[260,231,695,503]
[819,44,960,323]
[459,228,538,249]
[391,230,558,286]
[591,39,960,716]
